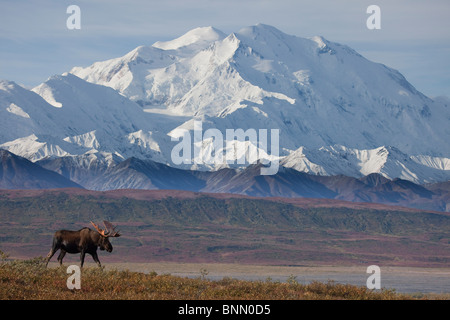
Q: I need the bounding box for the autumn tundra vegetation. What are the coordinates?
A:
[1,252,448,300]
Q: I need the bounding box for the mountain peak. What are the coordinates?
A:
[359,172,391,187]
[0,80,23,93]
[152,26,226,51]
[238,23,285,37]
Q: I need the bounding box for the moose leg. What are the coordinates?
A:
[91,251,102,268]
[45,239,60,267]
[80,249,86,268]
[57,250,66,266]
[45,249,56,267]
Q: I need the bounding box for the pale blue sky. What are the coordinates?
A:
[1,0,449,97]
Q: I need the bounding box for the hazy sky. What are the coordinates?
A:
[1,0,449,97]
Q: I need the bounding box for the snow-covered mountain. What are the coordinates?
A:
[71,24,450,156]
[281,145,450,184]
[1,24,449,185]
[0,74,174,163]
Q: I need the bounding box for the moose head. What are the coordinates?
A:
[90,220,121,253]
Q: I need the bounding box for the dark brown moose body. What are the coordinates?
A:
[45,221,120,267]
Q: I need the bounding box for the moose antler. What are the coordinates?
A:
[102,220,121,238]
[90,221,108,237]
[90,221,121,238]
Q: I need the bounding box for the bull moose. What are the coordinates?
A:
[45,221,121,268]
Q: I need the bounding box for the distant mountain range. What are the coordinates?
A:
[0,24,449,208]
[1,149,447,212]
[0,149,81,189]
